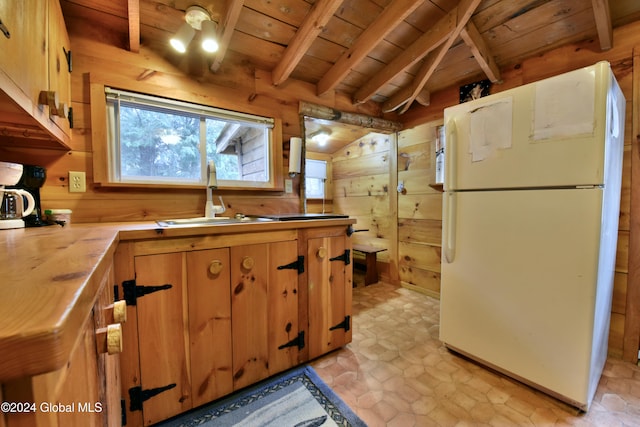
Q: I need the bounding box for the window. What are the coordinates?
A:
[305,159,327,199]
[104,88,274,187]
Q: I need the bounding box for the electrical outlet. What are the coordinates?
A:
[69,171,86,193]
[285,179,293,194]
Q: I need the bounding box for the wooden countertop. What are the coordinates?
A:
[0,218,355,381]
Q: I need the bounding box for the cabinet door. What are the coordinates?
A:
[0,0,47,114]
[187,248,233,407]
[268,240,300,374]
[134,253,191,426]
[231,244,269,390]
[307,235,352,359]
[47,0,71,136]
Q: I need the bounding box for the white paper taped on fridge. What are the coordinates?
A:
[468,97,513,162]
[532,67,595,140]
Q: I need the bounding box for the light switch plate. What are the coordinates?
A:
[285,179,293,193]
[69,171,86,193]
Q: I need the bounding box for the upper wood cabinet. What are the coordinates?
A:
[47,0,71,139]
[0,0,71,148]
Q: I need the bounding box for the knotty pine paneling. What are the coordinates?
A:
[332,132,391,274]
[399,265,441,297]
[396,121,442,294]
[398,219,442,247]
[333,175,388,198]
[332,151,390,178]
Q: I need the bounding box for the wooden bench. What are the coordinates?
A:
[352,244,387,286]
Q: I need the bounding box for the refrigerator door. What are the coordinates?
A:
[440,187,608,408]
[443,62,613,191]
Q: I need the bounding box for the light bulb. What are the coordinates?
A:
[201,20,219,53]
[170,23,195,53]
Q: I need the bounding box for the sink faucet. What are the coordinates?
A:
[205,160,226,218]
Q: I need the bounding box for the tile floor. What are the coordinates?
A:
[310,279,640,426]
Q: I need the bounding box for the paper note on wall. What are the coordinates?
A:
[532,68,595,140]
[469,98,513,161]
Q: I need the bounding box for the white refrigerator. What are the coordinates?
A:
[439,61,625,410]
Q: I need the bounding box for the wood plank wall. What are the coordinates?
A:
[397,123,443,298]
[332,132,392,279]
[400,21,640,358]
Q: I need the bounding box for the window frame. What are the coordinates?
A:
[90,80,283,191]
[305,158,327,200]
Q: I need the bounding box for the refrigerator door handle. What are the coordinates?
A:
[443,191,456,263]
[445,118,457,191]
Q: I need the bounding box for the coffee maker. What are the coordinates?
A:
[0,161,36,229]
[15,165,49,227]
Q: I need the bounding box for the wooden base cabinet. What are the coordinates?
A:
[116,233,302,426]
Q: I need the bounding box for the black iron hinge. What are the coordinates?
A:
[128,384,176,412]
[122,279,172,306]
[329,315,351,332]
[121,398,126,426]
[278,331,305,350]
[68,106,73,129]
[63,47,72,72]
[0,19,9,38]
[277,255,305,274]
[330,249,351,266]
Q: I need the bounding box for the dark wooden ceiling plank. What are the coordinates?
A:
[210,0,245,72]
[592,0,613,50]
[352,8,456,105]
[128,0,140,53]
[317,0,424,96]
[272,0,344,86]
[460,21,500,82]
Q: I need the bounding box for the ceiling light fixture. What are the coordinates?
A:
[310,129,332,146]
[170,5,219,54]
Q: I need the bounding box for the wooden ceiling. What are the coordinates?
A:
[61,0,640,152]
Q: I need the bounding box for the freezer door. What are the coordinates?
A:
[443,62,614,191]
[440,188,611,407]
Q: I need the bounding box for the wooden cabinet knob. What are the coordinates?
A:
[317,247,327,259]
[209,259,223,275]
[104,300,127,324]
[241,256,255,270]
[55,102,68,118]
[96,324,123,355]
[38,90,58,108]
[113,300,127,323]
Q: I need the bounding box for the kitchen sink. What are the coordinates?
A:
[156,216,274,227]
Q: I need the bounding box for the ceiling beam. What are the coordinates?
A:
[394,0,483,114]
[352,8,456,105]
[272,0,343,86]
[127,0,140,53]
[591,0,613,50]
[210,0,245,72]
[383,42,447,112]
[460,21,501,83]
[316,0,424,97]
